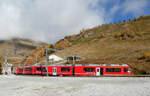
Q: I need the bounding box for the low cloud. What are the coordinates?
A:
[109,0,148,16]
[122,0,148,15]
[0,0,104,43]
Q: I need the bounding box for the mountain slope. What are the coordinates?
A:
[54,15,150,74]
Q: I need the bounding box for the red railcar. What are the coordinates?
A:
[15,64,133,76]
[74,64,132,76]
[104,64,132,76]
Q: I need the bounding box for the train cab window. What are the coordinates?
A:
[84,68,95,72]
[36,68,42,71]
[19,68,23,71]
[61,67,70,72]
[106,68,121,72]
[124,68,131,73]
[25,68,32,71]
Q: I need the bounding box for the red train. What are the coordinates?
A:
[15,64,133,76]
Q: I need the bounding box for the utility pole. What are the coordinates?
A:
[72,54,75,75]
[45,48,49,77]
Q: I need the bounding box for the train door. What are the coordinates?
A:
[72,66,75,76]
[100,68,103,76]
[53,67,57,76]
[96,68,100,76]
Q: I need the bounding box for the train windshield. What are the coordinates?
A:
[124,68,131,73]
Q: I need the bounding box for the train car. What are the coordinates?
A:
[74,64,132,76]
[16,67,23,75]
[104,64,132,76]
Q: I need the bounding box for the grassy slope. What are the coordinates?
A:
[55,15,150,74]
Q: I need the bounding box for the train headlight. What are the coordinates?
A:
[128,70,131,73]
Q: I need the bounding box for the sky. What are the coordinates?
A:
[0,0,149,43]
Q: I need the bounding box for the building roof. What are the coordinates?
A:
[48,54,63,61]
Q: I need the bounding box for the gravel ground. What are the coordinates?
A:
[0,75,150,96]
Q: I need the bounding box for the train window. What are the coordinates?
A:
[106,68,121,72]
[124,68,128,72]
[25,68,32,71]
[61,67,70,72]
[84,68,95,72]
[36,68,42,71]
[19,68,23,71]
[42,68,47,72]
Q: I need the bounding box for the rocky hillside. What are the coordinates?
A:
[54,15,150,74]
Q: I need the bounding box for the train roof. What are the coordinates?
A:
[19,64,129,67]
[75,64,128,66]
